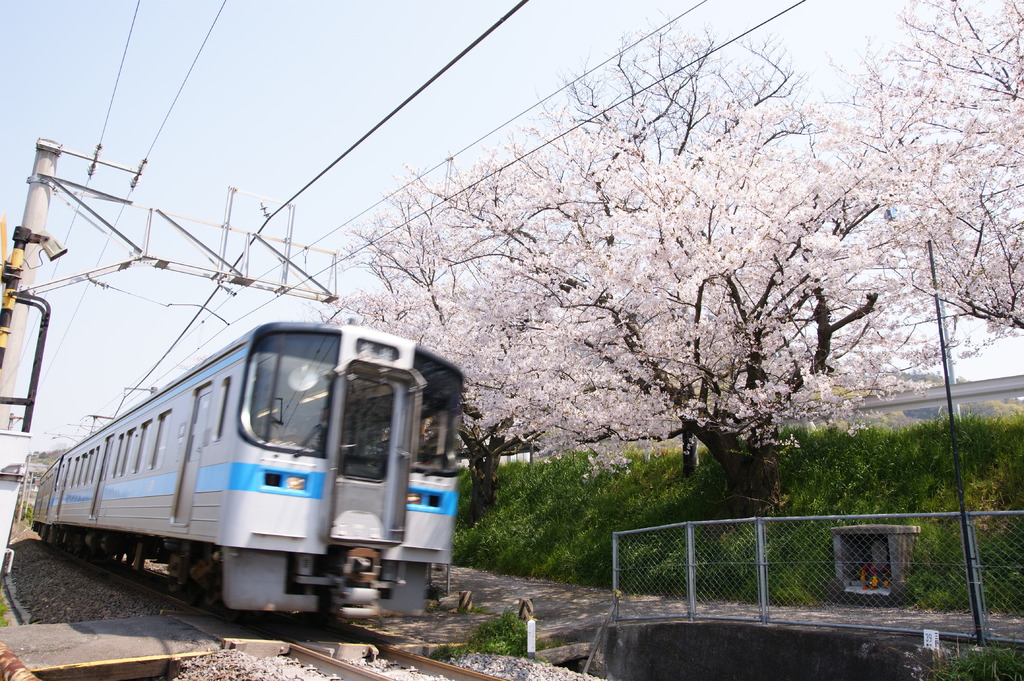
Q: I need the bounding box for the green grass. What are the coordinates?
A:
[453,415,1024,603]
[931,646,1024,680]
[454,450,724,586]
[779,416,1024,515]
[430,611,528,661]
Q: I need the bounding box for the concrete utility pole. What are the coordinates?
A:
[0,140,60,430]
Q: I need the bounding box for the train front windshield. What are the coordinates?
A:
[244,331,462,468]
[246,332,340,456]
[413,352,463,470]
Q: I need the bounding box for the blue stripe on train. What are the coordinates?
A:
[407,486,458,516]
[63,463,456,513]
[102,472,179,500]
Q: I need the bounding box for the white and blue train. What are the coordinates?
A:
[32,322,462,618]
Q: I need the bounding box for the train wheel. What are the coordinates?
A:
[218,604,249,623]
[202,586,220,607]
[301,610,331,626]
[184,579,203,606]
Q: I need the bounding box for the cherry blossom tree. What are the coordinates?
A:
[343,30,937,518]
[854,0,1024,335]
[342,158,669,523]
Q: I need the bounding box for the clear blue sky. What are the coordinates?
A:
[1,0,1017,449]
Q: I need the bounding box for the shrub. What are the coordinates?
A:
[430,611,527,661]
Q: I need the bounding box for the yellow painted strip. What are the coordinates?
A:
[29,650,213,675]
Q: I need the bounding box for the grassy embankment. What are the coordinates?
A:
[453,414,1024,587]
[452,415,1024,677]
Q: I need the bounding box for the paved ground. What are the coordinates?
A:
[358,566,616,646]
[0,615,250,670]
[358,565,1024,647]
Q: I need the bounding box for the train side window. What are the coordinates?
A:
[71,456,80,487]
[111,440,120,479]
[122,429,136,475]
[103,435,116,480]
[113,434,126,477]
[150,411,171,470]
[88,448,98,483]
[134,421,151,473]
[110,435,123,479]
[215,377,231,442]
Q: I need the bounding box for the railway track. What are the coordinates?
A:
[5,540,514,681]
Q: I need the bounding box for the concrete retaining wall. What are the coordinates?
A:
[604,621,938,681]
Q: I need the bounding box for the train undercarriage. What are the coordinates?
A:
[33,523,395,619]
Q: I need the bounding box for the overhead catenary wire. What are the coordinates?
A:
[109,0,816,418]
[94,0,142,171]
[300,0,716,255]
[35,0,144,391]
[143,0,228,162]
[35,1,229,428]
[258,0,533,231]
[114,0,534,416]
[272,0,817,294]
[106,0,816,422]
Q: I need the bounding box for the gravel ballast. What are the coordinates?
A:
[3,528,600,680]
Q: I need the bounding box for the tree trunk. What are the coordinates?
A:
[466,445,501,527]
[697,429,781,518]
[460,423,532,527]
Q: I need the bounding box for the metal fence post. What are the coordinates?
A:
[609,511,1023,640]
[965,514,989,638]
[686,523,696,621]
[611,532,620,623]
[756,518,769,625]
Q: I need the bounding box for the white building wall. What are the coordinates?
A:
[0,430,30,574]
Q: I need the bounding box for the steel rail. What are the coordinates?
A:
[30,541,511,681]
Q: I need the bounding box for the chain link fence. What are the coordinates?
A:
[612,512,1024,642]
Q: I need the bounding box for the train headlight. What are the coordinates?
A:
[286,476,307,491]
[407,492,422,505]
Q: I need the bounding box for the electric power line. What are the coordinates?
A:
[115,0,534,414]
[96,0,142,158]
[144,0,228,162]
[258,0,534,232]
[301,0,817,283]
[300,0,717,256]
[120,0,818,413]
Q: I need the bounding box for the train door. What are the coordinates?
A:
[329,367,420,545]
[172,383,213,526]
[51,458,68,521]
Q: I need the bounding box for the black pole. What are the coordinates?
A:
[14,292,51,432]
[928,240,986,646]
